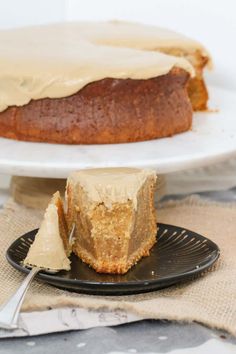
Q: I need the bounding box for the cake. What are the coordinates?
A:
[0,21,210,144]
[23,192,71,271]
[66,168,157,274]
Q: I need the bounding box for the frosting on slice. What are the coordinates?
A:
[69,167,157,210]
[23,202,70,271]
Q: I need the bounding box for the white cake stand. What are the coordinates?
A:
[0,85,236,178]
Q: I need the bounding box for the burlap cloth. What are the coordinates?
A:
[1,196,236,336]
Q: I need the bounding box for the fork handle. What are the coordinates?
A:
[0,267,40,330]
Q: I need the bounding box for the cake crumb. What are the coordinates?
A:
[220,334,227,339]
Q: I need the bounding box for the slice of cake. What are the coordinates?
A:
[24,192,71,271]
[66,168,157,274]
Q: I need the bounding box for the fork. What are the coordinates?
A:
[0,267,41,329]
[0,223,75,330]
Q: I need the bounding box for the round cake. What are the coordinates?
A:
[0,21,210,144]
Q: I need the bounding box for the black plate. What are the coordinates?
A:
[6,223,220,295]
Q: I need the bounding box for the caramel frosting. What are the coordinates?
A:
[68,168,157,209]
[23,203,70,271]
[72,21,210,54]
[0,21,201,112]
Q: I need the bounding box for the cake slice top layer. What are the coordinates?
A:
[68,168,157,209]
[0,21,198,112]
[23,192,70,271]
